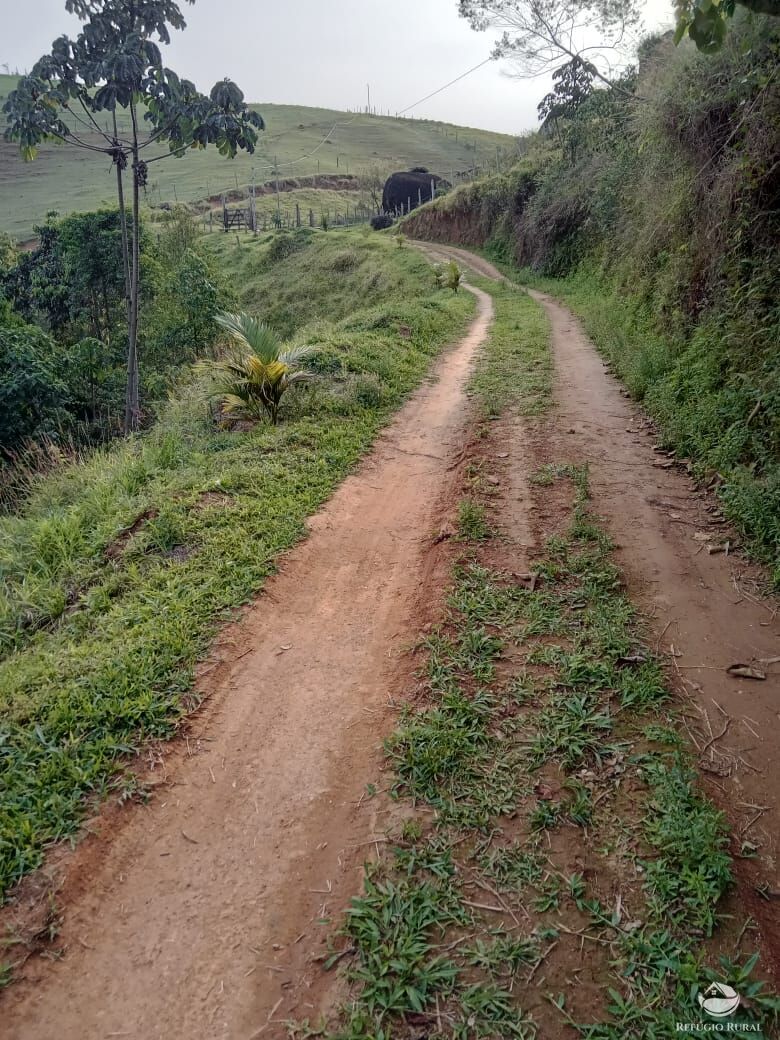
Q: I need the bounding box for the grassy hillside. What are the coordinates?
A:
[403,15,780,582]
[0,75,515,240]
[0,225,474,897]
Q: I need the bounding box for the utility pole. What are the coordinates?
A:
[367,83,370,115]
[250,167,257,233]
[274,156,281,223]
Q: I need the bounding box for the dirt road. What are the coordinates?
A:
[2,287,493,1039]
[419,243,780,968]
[4,246,778,1037]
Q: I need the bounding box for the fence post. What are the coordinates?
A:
[296,203,301,227]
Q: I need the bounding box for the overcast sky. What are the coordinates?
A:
[0,0,674,135]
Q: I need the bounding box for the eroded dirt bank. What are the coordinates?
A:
[1,288,494,1040]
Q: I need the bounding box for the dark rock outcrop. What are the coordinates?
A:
[382,171,450,215]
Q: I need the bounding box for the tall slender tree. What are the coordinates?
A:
[3,0,264,432]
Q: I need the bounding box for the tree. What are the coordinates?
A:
[674,0,780,52]
[458,0,641,92]
[356,163,386,212]
[537,56,595,162]
[1,216,71,333]
[3,0,264,433]
[537,59,637,164]
[1,210,129,343]
[59,209,129,343]
[0,232,18,274]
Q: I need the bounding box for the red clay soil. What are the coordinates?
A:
[3,246,779,1039]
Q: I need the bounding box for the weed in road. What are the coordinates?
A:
[457,499,490,541]
[310,460,778,1039]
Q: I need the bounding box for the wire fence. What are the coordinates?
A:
[195,160,501,236]
[204,200,380,233]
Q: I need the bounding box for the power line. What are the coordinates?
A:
[396,56,493,117]
[226,55,496,175]
[207,55,502,196]
[250,111,362,173]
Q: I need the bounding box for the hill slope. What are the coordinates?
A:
[0,77,515,239]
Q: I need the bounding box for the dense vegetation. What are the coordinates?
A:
[0,228,473,897]
[0,208,226,467]
[405,14,780,580]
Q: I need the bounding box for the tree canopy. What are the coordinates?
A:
[674,0,780,52]
[3,0,264,432]
[458,0,641,87]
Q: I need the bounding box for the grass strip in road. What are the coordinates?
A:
[466,274,552,419]
[301,465,778,1039]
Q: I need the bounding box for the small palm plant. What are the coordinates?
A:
[434,260,461,292]
[204,312,313,425]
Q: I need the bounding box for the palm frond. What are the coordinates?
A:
[221,393,264,419]
[282,370,313,386]
[216,312,281,362]
[279,344,316,367]
[205,312,316,424]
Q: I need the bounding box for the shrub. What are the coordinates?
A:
[267,230,311,263]
[0,322,68,455]
[307,345,344,376]
[332,250,360,273]
[434,260,462,292]
[370,214,394,231]
[351,372,384,409]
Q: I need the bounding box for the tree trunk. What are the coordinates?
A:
[113,111,132,314]
[124,104,142,434]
